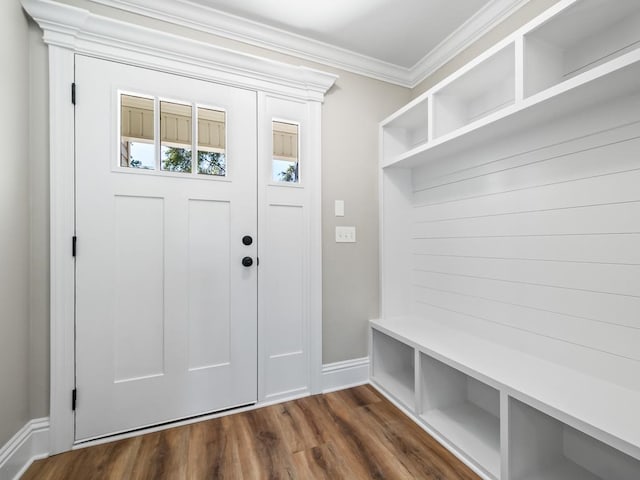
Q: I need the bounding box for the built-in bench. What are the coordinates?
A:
[370,317,640,480]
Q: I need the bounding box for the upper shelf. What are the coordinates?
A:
[380,0,640,169]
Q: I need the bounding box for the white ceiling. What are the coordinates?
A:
[188,0,489,68]
[90,0,530,86]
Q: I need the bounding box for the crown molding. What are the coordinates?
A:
[85,0,530,89]
[408,0,531,87]
[88,0,413,87]
[22,0,338,102]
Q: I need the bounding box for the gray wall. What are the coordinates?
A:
[0,0,31,446]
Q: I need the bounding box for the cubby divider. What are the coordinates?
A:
[371,329,415,409]
[420,354,501,479]
[381,97,429,162]
[433,43,515,139]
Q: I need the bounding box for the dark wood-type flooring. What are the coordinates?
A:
[23,385,480,479]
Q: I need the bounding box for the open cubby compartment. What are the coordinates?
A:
[524,0,640,97]
[509,398,640,480]
[419,353,500,479]
[371,329,415,409]
[433,42,515,139]
[381,96,429,162]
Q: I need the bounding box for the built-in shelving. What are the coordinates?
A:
[433,43,515,139]
[380,0,640,169]
[381,96,429,160]
[524,0,640,97]
[509,399,640,480]
[374,1,640,478]
[370,329,415,409]
[420,354,500,479]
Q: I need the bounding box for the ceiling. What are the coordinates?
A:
[188,0,489,68]
[90,0,530,86]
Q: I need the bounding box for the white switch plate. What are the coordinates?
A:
[336,226,356,243]
[335,200,345,217]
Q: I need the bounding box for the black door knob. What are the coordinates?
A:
[242,256,253,267]
[242,235,253,246]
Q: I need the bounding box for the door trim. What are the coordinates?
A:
[24,0,336,454]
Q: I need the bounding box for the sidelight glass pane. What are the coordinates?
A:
[120,94,155,169]
[160,101,193,173]
[272,121,299,183]
[197,107,226,176]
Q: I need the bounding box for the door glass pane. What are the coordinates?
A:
[120,94,155,169]
[197,107,226,176]
[272,121,299,183]
[161,101,192,173]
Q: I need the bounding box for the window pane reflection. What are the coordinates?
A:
[161,101,192,173]
[272,121,299,183]
[198,107,226,176]
[120,94,155,169]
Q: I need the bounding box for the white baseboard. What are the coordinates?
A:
[321,357,370,393]
[0,418,49,480]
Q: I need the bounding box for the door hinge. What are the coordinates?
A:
[72,236,77,257]
[72,389,77,411]
[71,83,76,105]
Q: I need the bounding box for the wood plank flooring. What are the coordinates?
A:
[23,385,480,479]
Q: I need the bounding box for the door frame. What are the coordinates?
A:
[23,0,336,454]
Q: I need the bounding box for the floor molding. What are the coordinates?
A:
[0,418,49,480]
[322,357,370,393]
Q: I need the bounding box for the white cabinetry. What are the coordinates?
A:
[373,1,640,478]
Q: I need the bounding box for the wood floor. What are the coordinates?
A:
[23,385,480,479]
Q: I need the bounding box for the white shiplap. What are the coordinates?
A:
[407,92,640,390]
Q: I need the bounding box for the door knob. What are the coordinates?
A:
[242,256,253,267]
[242,235,253,246]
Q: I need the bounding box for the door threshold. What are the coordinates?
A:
[73,401,256,450]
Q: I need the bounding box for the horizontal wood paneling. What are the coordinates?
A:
[408,101,640,387]
[412,270,640,330]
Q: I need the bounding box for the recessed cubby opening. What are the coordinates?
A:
[524,0,640,97]
[420,354,500,478]
[433,43,515,139]
[382,98,429,162]
[509,398,640,480]
[371,329,415,408]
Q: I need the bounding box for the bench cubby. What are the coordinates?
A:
[420,353,500,478]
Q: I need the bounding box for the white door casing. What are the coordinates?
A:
[22,0,336,453]
[75,56,258,441]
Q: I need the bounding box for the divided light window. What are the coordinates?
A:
[272,120,299,183]
[119,93,226,177]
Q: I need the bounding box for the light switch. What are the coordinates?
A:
[336,226,356,243]
[335,200,345,217]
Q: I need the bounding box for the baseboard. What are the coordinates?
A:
[321,357,370,393]
[0,418,49,480]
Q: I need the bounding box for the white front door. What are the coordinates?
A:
[74,56,258,441]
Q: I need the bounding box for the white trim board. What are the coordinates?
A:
[0,418,49,480]
[321,357,370,393]
[87,0,531,88]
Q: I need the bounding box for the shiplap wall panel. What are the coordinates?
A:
[414,121,640,194]
[412,270,640,330]
[414,256,640,297]
[411,235,640,264]
[407,93,640,390]
[413,286,640,362]
[412,168,640,224]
